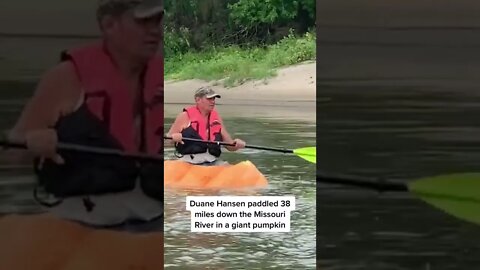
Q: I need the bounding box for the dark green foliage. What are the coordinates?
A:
[164,0,316,85]
[164,0,316,54]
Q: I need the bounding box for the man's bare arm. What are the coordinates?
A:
[8,62,81,142]
[165,112,189,146]
[3,62,81,164]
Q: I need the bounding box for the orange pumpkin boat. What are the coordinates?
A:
[164,160,268,189]
[0,214,163,270]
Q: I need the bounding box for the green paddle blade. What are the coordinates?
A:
[409,173,480,226]
[293,147,316,164]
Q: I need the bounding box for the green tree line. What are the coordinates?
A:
[164,0,316,57]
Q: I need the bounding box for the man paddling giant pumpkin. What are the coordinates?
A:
[166,86,246,165]
[1,0,164,269]
[163,87,271,190]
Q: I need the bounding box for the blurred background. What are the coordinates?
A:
[318,1,480,269]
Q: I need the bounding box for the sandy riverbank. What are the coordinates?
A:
[164,62,316,121]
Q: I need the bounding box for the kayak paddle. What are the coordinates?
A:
[318,172,480,226]
[164,136,316,164]
[0,140,163,162]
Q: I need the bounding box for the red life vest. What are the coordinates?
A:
[184,106,222,141]
[34,43,163,200]
[66,43,163,154]
[175,106,223,157]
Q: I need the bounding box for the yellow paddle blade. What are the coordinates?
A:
[293,147,316,164]
[409,173,480,226]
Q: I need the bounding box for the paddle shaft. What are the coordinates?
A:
[0,141,163,162]
[164,136,294,154]
[317,173,409,192]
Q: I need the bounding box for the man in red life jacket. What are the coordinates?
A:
[166,86,246,165]
[5,0,164,231]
